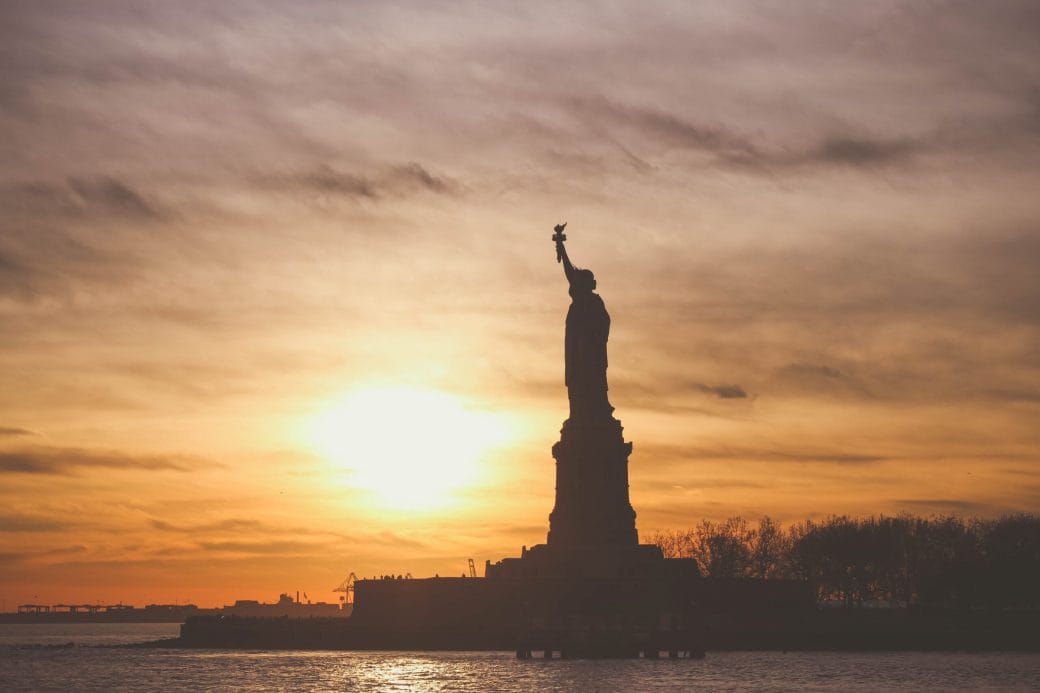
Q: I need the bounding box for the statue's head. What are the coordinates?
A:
[570,269,596,295]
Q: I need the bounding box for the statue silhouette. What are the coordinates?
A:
[554,224,614,421]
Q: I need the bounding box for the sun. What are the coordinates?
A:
[306,386,514,511]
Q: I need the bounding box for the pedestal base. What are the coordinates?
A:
[486,542,683,580]
[547,417,638,548]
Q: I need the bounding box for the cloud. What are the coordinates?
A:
[604,375,753,417]
[0,513,71,532]
[0,545,87,565]
[67,177,164,220]
[149,518,267,533]
[279,162,459,201]
[0,447,211,475]
[639,500,745,527]
[639,443,890,467]
[779,364,844,380]
[196,540,333,556]
[0,427,35,437]
[0,177,164,221]
[570,98,928,172]
[693,383,748,399]
[639,477,767,492]
[982,389,1040,404]
[149,517,347,541]
[0,224,139,301]
[297,166,377,199]
[771,363,872,398]
[370,531,427,550]
[593,101,763,163]
[806,137,922,167]
[893,499,1002,515]
[386,163,459,195]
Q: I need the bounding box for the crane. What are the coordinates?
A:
[467,558,477,578]
[333,572,358,604]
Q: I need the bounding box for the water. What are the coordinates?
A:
[2,624,1039,691]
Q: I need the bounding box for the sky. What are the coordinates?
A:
[1,1,1038,608]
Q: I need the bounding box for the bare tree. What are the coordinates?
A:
[750,516,788,579]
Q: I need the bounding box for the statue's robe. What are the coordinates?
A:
[565,291,612,419]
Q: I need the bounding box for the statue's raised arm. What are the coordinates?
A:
[553,222,577,284]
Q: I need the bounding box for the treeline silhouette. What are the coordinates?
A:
[649,514,1040,610]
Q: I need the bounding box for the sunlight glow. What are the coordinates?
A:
[307,386,515,511]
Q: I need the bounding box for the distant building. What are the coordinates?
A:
[222,593,347,618]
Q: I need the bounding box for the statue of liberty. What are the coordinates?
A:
[553,223,614,422]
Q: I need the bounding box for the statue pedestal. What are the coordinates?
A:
[486,415,668,581]
[547,417,638,548]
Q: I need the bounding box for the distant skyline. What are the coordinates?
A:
[1,1,1038,607]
